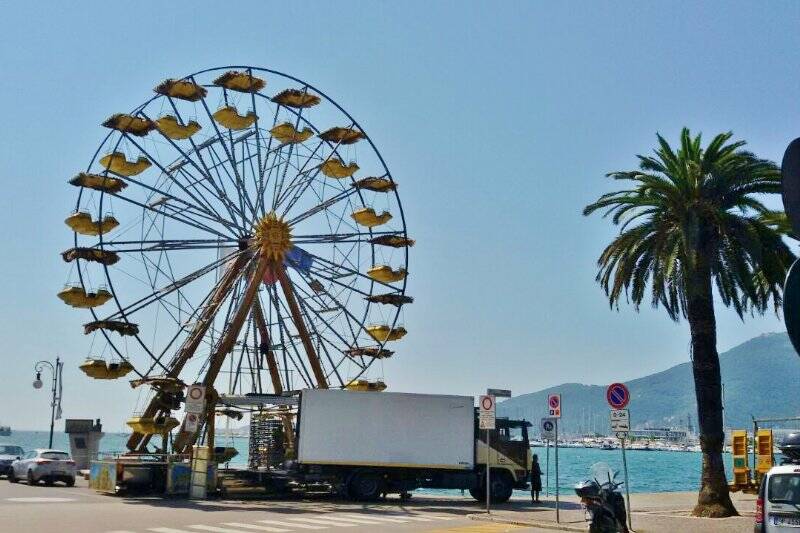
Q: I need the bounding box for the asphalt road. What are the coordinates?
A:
[0,477,548,533]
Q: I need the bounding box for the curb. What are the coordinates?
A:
[467,513,586,532]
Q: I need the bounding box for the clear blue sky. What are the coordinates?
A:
[1,1,798,430]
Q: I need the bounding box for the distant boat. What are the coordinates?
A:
[0,426,11,436]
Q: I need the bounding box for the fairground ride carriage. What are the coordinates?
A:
[60,66,412,455]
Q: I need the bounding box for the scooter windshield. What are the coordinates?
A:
[590,462,620,489]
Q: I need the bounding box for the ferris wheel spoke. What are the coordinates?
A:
[286,187,360,226]
[99,238,240,253]
[293,230,398,244]
[204,143,256,226]
[305,250,402,292]
[158,99,248,227]
[273,141,325,211]
[121,132,233,227]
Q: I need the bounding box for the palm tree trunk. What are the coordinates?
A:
[686,262,738,517]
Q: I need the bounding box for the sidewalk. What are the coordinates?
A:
[469,491,757,532]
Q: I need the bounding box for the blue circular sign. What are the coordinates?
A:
[606,382,630,409]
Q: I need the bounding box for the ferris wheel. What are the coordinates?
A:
[60,66,412,452]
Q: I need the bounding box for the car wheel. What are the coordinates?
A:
[44,477,54,486]
[65,477,75,487]
[8,470,17,483]
[27,470,38,485]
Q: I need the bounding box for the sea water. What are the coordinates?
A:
[4,431,734,495]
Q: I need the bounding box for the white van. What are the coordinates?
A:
[756,464,800,532]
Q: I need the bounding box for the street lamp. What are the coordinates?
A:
[33,357,63,448]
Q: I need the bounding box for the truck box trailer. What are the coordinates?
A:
[293,389,531,502]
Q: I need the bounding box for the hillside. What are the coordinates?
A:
[497,332,800,434]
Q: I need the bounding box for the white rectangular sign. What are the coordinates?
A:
[185,384,206,414]
[548,393,562,418]
[478,394,496,430]
[541,417,557,440]
[184,412,199,432]
[610,409,630,433]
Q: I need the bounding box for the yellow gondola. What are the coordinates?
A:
[271,88,321,108]
[270,122,314,144]
[351,207,392,228]
[369,235,415,248]
[213,71,266,93]
[365,293,413,306]
[69,173,127,194]
[64,212,119,236]
[345,379,387,392]
[126,416,179,435]
[154,79,207,101]
[79,359,134,379]
[61,247,120,265]
[352,177,396,192]
[155,115,202,140]
[367,265,407,283]
[344,347,394,359]
[319,127,364,145]
[366,325,407,342]
[99,152,151,177]
[101,114,155,136]
[129,375,185,392]
[213,106,257,130]
[83,320,139,336]
[319,158,359,179]
[57,285,113,308]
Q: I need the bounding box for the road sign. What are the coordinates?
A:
[185,412,199,432]
[548,394,561,418]
[478,394,496,429]
[606,382,630,409]
[541,418,556,440]
[610,409,630,433]
[487,388,511,398]
[186,384,206,414]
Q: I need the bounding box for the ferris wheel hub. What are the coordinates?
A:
[253,211,293,262]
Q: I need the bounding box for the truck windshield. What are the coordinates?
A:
[769,474,800,504]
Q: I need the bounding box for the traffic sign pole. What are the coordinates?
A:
[486,428,491,514]
[621,436,632,529]
[545,440,550,496]
[555,418,559,523]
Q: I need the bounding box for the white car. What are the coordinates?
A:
[756,464,800,532]
[8,449,76,486]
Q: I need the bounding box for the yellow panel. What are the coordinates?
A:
[351,207,392,228]
[270,122,314,144]
[57,286,113,308]
[154,79,207,101]
[367,265,407,283]
[345,379,387,391]
[155,115,202,140]
[366,325,407,342]
[319,158,359,179]
[69,173,127,194]
[101,114,155,136]
[64,212,119,236]
[213,106,257,130]
[271,89,321,108]
[79,359,133,379]
[756,429,774,474]
[126,416,179,435]
[213,71,266,93]
[99,152,151,177]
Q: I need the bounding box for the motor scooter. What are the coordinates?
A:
[574,462,629,533]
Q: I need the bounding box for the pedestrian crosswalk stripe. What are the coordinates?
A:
[148,529,196,533]
[283,517,356,527]
[334,514,408,524]
[257,520,327,530]
[323,515,404,524]
[189,526,255,533]
[381,515,436,522]
[427,524,523,532]
[221,522,290,532]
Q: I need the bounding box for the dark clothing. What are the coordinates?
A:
[531,462,543,492]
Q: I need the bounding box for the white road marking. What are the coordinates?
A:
[189,526,255,533]
[382,515,435,522]
[221,523,290,532]
[5,497,76,503]
[257,520,327,530]
[148,529,196,533]
[284,517,356,527]
[106,531,138,533]
[338,513,410,523]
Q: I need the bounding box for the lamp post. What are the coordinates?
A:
[33,357,63,448]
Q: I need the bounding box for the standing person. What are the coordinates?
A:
[530,454,543,503]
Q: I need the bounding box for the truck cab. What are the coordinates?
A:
[474,418,532,502]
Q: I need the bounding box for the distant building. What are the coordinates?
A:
[629,428,688,441]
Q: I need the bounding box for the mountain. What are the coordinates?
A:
[497,332,800,434]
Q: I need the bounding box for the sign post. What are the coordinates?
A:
[540,418,556,497]
[547,394,561,522]
[606,383,632,530]
[479,394,496,514]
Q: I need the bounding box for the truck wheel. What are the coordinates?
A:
[349,472,383,501]
[489,472,513,503]
[469,487,484,501]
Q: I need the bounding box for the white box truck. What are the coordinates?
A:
[290,389,531,502]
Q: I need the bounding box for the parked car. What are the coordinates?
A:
[755,464,800,532]
[8,449,76,486]
[0,445,24,477]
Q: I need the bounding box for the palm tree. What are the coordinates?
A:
[584,128,794,517]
